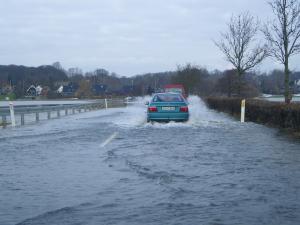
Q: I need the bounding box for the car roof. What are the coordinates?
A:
[154,92,181,95]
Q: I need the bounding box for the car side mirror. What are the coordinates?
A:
[145,101,149,105]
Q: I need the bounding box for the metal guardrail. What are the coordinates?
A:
[0,99,126,128]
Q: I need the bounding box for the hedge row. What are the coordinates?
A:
[205,97,300,132]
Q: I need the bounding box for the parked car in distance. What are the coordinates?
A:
[164,84,187,98]
[147,93,189,123]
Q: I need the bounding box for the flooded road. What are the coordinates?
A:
[1,96,300,225]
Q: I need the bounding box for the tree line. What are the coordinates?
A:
[1,62,300,99]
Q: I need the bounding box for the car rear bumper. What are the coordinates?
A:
[147,112,189,122]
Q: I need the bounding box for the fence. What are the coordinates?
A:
[0,99,126,128]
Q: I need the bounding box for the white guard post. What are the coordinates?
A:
[105,99,108,109]
[9,102,16,127]
[241,99,246,123]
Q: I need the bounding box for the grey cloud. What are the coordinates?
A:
[0,0,297,76]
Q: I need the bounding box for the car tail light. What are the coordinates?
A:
[180,106,189,112]
[148,106,158,112]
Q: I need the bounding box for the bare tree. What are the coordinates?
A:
[215,12,267,95]
[263,0,300,103]
[52,62,63,71]
[172,64,208,95]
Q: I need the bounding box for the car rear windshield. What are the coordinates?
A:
[152,94,184,102]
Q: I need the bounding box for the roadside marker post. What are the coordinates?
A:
[105,99,108,109]
[241,99,246,123]
[9,102,16,127]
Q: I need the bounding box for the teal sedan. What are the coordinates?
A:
[147,93,189,122]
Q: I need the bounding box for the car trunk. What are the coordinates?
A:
[151,102,187,113]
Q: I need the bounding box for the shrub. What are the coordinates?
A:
[205,97,300,132]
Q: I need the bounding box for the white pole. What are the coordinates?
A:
[105,98,108,109]
[9,102,16,127]
[241,99,246,123]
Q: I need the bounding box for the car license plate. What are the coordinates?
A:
[162,106,175,111]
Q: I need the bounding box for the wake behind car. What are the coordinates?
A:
[147,93,189,122]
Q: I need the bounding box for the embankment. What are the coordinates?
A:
[205,97,300,132]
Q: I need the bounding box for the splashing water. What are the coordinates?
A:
[105,96,150,128]
[105,95,232,129]
[186,95,232,127]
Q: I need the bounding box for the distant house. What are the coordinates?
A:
[36,85,43,95]
[92,84,107,96]
[57,85,63,94]
[57,82,79,97]
[26,85,37,97]
[26,85,43,97]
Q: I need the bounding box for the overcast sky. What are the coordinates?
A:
[1,0,299,76]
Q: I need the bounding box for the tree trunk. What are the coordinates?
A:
[284,58,291,104]
[237,70,242,96]
[283,6,291,104]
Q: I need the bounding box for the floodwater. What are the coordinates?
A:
[260,95,300,102]
[0,96,299,225]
